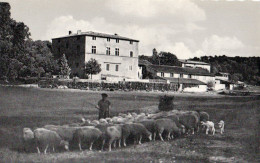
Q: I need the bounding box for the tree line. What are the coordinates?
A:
[0,2,101,82]
[190,55,260,85]
[139,48,260,85]
[0,2,61,81]
[139,48,181,67]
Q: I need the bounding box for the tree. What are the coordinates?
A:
[152,48,158,64]
[158,95,175,111]
[0,2,30,80]
[59,54,71,78]
[159,52,181,66]
[190,55,260,85]
[207,80,215,90]
[83,58,101,79]
[0,2,64,82]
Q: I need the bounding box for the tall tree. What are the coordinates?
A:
[152,48,158,64]
[83,58,101,79]
[59,54,71,78]
[0,2,30,80]
[158,52,181,66]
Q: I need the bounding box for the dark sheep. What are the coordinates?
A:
[178,114,198,134]
[122,123,152,147]
[165,115,186,135]
[139,120,156,140]
[195,110,210,132]
[198,111,210,122]
[73,127,102,151]
[154,118,181,141]
[184,111,200,132]
[34,128,69,154]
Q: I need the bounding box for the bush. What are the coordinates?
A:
[158,95,175,111]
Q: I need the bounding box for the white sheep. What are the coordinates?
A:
[201,121,215,135]
[34,128,69,154]
[92,120,100,125]
[99,118,108,124]
[218,120,225,134]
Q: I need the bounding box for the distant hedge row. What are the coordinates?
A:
[38,79,180,92]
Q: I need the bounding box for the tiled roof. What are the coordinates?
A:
[163,77,206,85]
[179,59,210,65]
[138,59,152,65]
[148,64,214,76]
[216,79,235,84]
[52,31,139,42]
[216,72,230,75]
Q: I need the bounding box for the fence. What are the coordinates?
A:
[38,79,179,92]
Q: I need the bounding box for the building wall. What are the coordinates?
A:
[182,63,211,72]
[183,85,207,92]
[156,71,214,84]
[52,36,86,77]
[84,36,139,80]
[193,75,215,84]
[215,83,226,90]
[52,34,139,80]
[215,75,229,81]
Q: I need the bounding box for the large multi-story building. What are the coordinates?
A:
[52,30,140,81]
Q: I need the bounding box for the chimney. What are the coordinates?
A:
[69,31,72,35]
[77,30,81,34]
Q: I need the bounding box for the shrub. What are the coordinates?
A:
[158,95,175,111]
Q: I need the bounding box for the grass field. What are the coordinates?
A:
[0,86,259,162]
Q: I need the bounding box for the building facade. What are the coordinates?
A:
[149,65,215,84]
[180,60,211,72]
[52,31,140,81]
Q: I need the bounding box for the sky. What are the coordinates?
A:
[3,0,260,59]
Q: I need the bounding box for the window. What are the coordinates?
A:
[130,51,133,57]
[58,39,60,43]
[130,41,133,44]
[161,72,164,77]
[115,48,119,56]
[129,66,132,71]
[107,38,110,42]
[77,36,80,40]
[92,36,96,40]
[115,65,119,71]
[180,74,183,78]
[77,45,80,54]
[170,73,174,77]
[66,42,69,49]
[106,64,110,71]
[106,47,110,55]
[188,74,192,78]
[116,39,119,43]
[92,46,96,54]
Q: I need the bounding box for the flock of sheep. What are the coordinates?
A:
[23,110,225,154]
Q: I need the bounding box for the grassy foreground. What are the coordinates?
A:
[0,86,259,162]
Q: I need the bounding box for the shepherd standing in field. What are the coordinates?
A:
[96,93,111,119]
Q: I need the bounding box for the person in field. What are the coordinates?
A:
[96,93,111,119]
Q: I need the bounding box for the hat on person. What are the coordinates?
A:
[101,93,108,97]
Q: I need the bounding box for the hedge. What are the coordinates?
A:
[38,79,179,92]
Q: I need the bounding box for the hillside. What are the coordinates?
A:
[190,55,260,85]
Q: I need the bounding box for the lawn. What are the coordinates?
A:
[0,86,259,162]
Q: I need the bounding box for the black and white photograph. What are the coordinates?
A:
[0,0,259,162]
